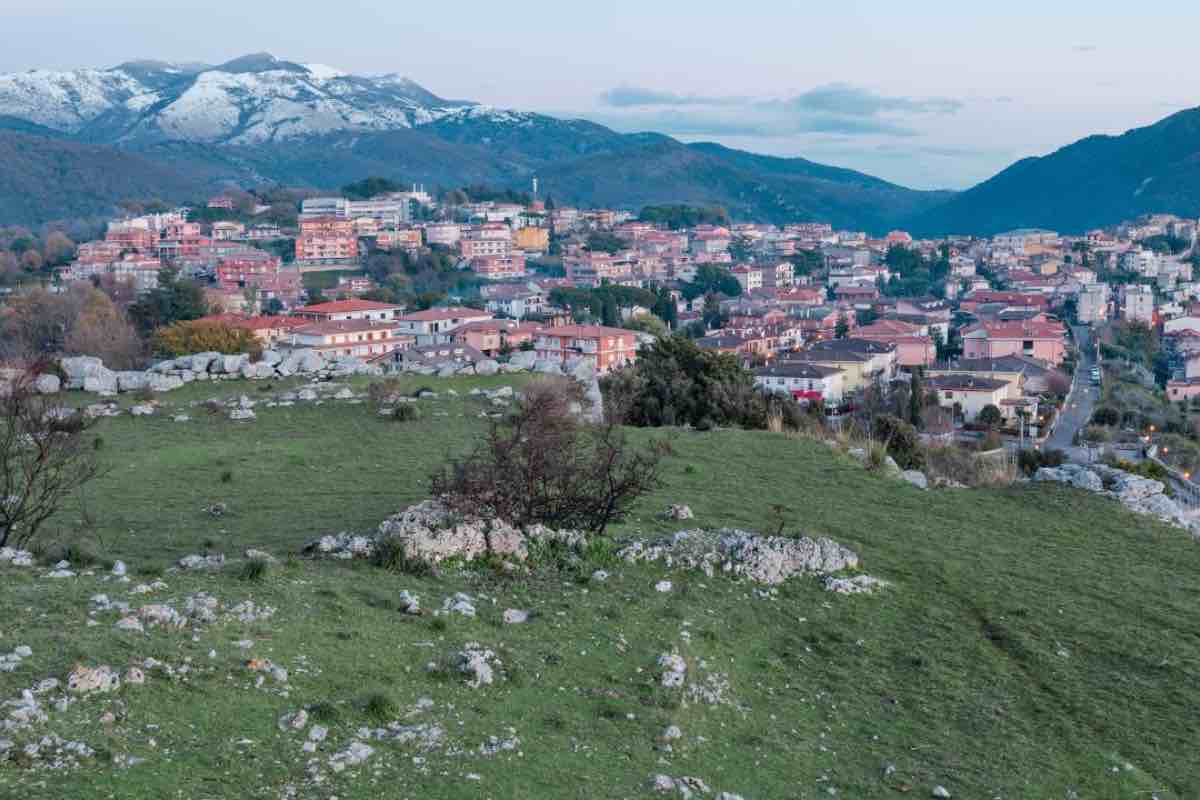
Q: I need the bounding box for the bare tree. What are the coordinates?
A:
[432,378,663,536]
[0,375,101,549]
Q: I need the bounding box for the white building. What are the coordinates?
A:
[1077,283,1110,324]
[1119,284,1155,324]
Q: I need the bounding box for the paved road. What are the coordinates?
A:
[1047,325,1100,456]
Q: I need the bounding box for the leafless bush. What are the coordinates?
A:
[1,374,101,549]
[431,378,663,535]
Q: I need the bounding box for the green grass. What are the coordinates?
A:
[2,374,1199,798]
[301,269,366,292]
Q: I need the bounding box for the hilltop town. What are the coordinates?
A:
[3,183,1200,799]
[4,184,1199,465]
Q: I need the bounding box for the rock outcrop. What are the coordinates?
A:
[1035,463,1200,538]
[618,528,860,585]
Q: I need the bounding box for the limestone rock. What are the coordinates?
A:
[34,374,61,395]
[620,528,859,585]
[66,665,120,694]
[900,470,928,490]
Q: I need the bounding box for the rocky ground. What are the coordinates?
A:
[0,373,1197,798]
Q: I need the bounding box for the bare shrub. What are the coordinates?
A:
[431,378,663,535]
[1,375,101,548]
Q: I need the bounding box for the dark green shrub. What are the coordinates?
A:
[872,414,925,470]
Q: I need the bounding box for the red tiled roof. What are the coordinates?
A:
[298,300,403,314]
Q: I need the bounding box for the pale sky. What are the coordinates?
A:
[5,0,1198,190]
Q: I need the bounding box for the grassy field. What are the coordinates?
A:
[2,374,1199,798]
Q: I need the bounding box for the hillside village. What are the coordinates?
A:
[5,185,1200,454]
[3,183,1200,799]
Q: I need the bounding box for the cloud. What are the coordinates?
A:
[1072,44,1098,52]
[601,86,744,107]
[596,82,961,139]
[786,83,963,116]
[585,108,917,138]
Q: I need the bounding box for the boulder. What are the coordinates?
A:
[147,373,184,393]
[533,359,563,375]
[216,354,249,375]
[60,356,105,390]
[260,350,283,366]
[229,408,256,421]
[33,374,61,395]
[289,350,325,374]
[116,371,150,393]
[475,359,500,377]
[457,364,476,376]
[508,351,538,370]
[189,352,220,373]
[900,470,929,490]
[130,404,155,417]
[83,367,118,395]
[437,364,459,379]
[619,528,859,585]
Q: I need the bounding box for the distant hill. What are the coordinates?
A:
[908,106,1200,236]
[0,53,948,231]
[0,132,227,226]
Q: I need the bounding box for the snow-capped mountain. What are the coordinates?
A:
[0,52,480,145]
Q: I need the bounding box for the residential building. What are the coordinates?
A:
[926,374,1014,423]
[1078,283,1110,324]
[450,320,543,355]
[731,264,764,292]
[754,362,845,404]
[534,325,639,373]
[854,320,936,367]
[294,299,403,322]
[960,321,1067,365]
[296,218,358,263]
[286,319,412,361]
[786,339,897,392]
[1120,284,1155,324]
[396,307,494,345]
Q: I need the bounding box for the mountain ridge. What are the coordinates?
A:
[0,53,949,230]
[6,52,1196,235]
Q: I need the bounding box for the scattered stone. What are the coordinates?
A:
[658,653,687,688]
[243,549,278,564]
[398,590,421,615]
[229,408,256,421]
[620,528,859,586]
[279,709,309,731]
[502,609,529,625]
[900,470,928,490]
[823,575,890,595]
[456,644,500,688]
[130,403,156,417]
[66,665,120,695]
[655,580,674,593]
[932,787,951,799]
[591,569,610,582]
[436,593,476,618]
[663,504,695,521]
[178,553,225,571]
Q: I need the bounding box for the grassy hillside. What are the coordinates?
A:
[1,374,1198,798]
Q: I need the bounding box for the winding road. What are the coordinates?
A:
[1047,325,1099,457]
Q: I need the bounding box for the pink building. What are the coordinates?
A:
[854,320,936,367]
[961,321,1067,365]
[296,218,358,263]
[534,325,639,373]
[473,254,527,280]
